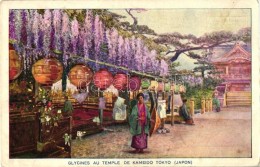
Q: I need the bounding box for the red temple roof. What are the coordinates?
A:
[210,43,251,64]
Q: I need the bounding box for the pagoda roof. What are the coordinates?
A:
[209,43,251,64]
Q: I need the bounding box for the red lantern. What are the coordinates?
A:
[68,65,93,88]
[9,44,22,80]
[32,58,63,85]
[128,76,141,91]
[93,69,113,90]
[113,73,127,91]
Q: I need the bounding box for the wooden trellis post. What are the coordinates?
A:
[201,98,205,114]
[209,98,213,112]
[205,98,209,112]
[189,98,195,116]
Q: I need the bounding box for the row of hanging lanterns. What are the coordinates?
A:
[9,46,185,93]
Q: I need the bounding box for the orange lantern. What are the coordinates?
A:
[68,64,93,88]
[113,73,127,91]
[32,58,63,85]
[93,69,113,90]
[9,44,22,80]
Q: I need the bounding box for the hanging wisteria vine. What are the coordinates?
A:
[9,9,169,76]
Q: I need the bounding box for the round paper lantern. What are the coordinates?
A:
[174,84,180,93]
[170,83,175,91]
[9,44,22,80]
[68,64,93,88]
[93,69,113,90]
[128,76,141,91]
[113,73,127,91]
[32,58,63,85]
[164,82,171,92]
[150,80,158,90]
[179,85,186,93]
[158,82,165,92]
[141,78,150,89]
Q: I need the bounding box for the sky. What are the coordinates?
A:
[110,9,251,70]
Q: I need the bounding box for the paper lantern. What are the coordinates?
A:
[113,73,127,91]
[179,85,186,93]
[128,76,141,91]
[150,80,158,90]
[93,69,113,90]
[174,85,180,93]
[141,78,150,89]
[164,82,171,92]
[170,83,175,91]
[158,82,165,92]
[32,58,63,85]
[9,44,22,80]
[68,64,93,88]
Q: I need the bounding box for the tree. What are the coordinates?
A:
[122,9,156,35]
[193,60,214,78]
[154,28,251,62]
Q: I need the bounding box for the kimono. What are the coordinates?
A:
[213,97,221,112]
[129,103,151,149]
[179,103,191,121]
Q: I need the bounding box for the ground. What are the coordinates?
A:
[71,106,251,158]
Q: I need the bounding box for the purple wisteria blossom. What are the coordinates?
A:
[71,17,79,55]
[83,10,93,59]
[42,9,52,54]
[9,9,169,77]
[53,10,62,51]
[9,10,16,40]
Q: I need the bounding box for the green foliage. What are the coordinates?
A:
[183,76,222,109]
[203,76,224,90]
[184,85,213,109]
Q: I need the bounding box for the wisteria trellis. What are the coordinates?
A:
[9,9,169,76]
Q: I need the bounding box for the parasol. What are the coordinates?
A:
[149,107,161,136]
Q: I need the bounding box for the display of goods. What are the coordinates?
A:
[128,76,141,91]
[9,44,22,80]
[68,64,93,88]
[113,73,127,91]
[141,78,150,89]
[93,69,113,90]
[32,58,63,85]
[157,82,165,92]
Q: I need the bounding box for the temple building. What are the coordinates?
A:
[209,42,251,106]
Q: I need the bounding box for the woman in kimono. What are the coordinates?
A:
[129,93,151,153]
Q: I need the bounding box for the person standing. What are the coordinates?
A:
[63,96,74,117]
[213,94,221,112]
[129,93,151,153]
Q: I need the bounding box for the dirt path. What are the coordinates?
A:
[71,107,251,158]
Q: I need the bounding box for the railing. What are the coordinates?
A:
[219,74,250,79]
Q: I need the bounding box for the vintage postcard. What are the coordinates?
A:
[1,0,259,166]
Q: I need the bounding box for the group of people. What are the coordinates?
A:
[129,91,221,153]
[62,90,220,154]
[128,93,195,153]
